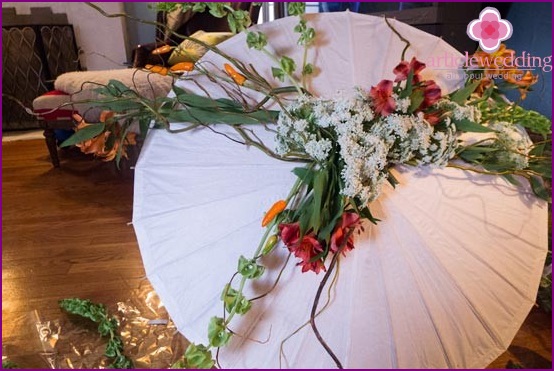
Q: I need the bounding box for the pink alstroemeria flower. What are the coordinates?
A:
[467,7,512,52]
[393,57,426,83]
[420,80,442,110]
[369,80,396,117]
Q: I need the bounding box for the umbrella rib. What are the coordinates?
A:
[388,220,454,368]
[384,195,515,351]
[371,226,400,368]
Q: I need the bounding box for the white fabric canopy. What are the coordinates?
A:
[132,12,548,368]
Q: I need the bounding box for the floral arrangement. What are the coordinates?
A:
[61,3,551,369]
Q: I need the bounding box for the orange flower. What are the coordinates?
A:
[71,113,136,161]
[170,62,195,73]
[505,70,538,99]
[125,132,137,146]
[151,45,173,55]
[99,110,115,123]
[145,64,169,76]
[224,63,246,85]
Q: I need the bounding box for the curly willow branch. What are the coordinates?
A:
[384,17,411,61]
[310,228,356,369]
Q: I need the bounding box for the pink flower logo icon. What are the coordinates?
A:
[467,7,513,53]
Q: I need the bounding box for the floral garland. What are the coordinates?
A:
[62,3,551,369]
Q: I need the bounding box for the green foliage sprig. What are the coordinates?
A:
[246,2,315,91]
[59,298,133,369]
[2,360,19,369]
[154,2,254,33]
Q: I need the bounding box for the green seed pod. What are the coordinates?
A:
[262,235,279,255]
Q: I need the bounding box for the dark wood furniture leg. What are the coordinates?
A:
[39,119,75,168]
[43,126,60,167]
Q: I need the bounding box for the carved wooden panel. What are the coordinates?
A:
[2,7,80,130]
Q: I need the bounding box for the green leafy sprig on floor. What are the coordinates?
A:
[59,298,133,369]
[2,360,19,369]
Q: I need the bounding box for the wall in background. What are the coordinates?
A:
[2,2,128,71]
[123,2,157,58]
[505,2,552,118]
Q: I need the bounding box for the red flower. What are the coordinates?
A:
[295,235,326,274]
[369,80,396,116]
[330,212,360,255]
[278,223,300,246]
[424,110,443,126]
[393,57,426,83]
[420,80,442,110]
[278,223,326,274]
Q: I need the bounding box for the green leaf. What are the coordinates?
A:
[302,63,314,75]
[298,195,314,235]
[221,285,251,315]
[501,174,522,187]
[310,170,328,234]
[450,80,480,105]
[2,360,18,369]
[293,166,316,187]
[288,2,306,16]
[237,256,265,279]
[92,98,142,111]
[359,205,380,224]
[185,343,214,369]
[387,170,400,188]
[60,123,106,148]
[454,118,495,133]
[529,175,551,201]
[192,3,207,13]
[280,56,296,75]
[106,79,132,95]
[207,2,226,18]
[272,67,285,82]
[528,162,552,179]
[207,317,232,347]
[139,116,150,139]
[227,12,237,33]
[399,70,415,98]
[458,150,484,162]
[529,143,545,157]
[246,31,267,50]
[105,338,119,357]
[110,354,133,369]
[408,90,424,113]
[294,19,307,33]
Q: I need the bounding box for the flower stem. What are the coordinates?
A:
[309,228,355,369]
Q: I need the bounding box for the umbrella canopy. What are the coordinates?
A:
[132,12,548,368]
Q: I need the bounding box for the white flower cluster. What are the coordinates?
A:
[392,93,411,114]
[439,99,482,122]
[487,121,532,170]
[418,115,458,166]
[276,91,458,204]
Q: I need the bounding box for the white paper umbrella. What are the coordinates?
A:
[132,12,548,368]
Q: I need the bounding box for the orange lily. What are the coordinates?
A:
[151,45,173,55]
[506,70,538,100]
[145,64,169,76]
[170,62,195,73]
[224,63,246,85]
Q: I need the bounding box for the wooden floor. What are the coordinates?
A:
[2,139,551,369]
